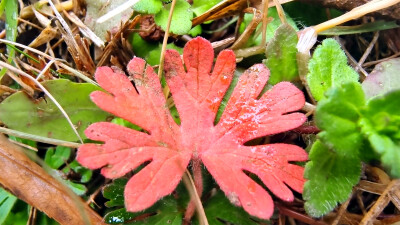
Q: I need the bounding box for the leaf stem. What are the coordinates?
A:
[182,161,208,225]
[158,0,177,79]
[0,127,81,148]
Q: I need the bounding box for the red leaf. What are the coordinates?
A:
[77,37,307,219]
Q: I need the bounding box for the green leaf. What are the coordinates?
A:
[104,208,136,224]
[191,0,222,16]
[104,197,182,225]
[45,146,71,169]
[362,58,400,99]
[315,82,365,155]
[62,160,93,183]
[320,20,400,35]
[304,140,361,217]
[0,188,17,225]
[111,118,142,131]
[200,191,261,225]
[146,43,183,66]
[307,39,359,101]
[103,178,128,208]
[154,0,193,35]
[8,136,37,148]
[134,0,163,14]
[130,33,159,59]
[304,82,365,217]
[188,25,202,37]
[5,0,17,56]
[0,79,111,142]
[0,0,18,78]
[360,90,400,177]
[264,24,298,85]
[63,180,87,196]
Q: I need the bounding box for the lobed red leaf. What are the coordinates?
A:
[77,37,307,219]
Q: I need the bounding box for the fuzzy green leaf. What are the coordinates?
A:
[134,0,163,14]
[154,0,193,35]
[44,146,71,169]
[307,39,359,101]
[264,24,299,85]
[304,82,364,217]
[360,90,400,177]
[0,79,111,142]
[304,140,361,217]
[315,82,365,155]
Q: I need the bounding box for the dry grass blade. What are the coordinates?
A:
[0,135,104,225]
[0,127,80,148]
[0,39,98,84]
[360,180,400,224]
[158,0,177,79]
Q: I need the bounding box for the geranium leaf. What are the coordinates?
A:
[307,39,359,101]
[264,23,299,85]
[77,37,307,219]
[362,58,400,99]
[0,79,111,142]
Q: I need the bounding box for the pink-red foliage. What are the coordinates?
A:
[77,37,307,219]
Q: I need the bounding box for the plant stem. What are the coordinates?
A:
[183,158,208,225]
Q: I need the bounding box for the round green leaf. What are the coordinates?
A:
[154,0,193,35]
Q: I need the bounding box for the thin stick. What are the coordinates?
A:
[261,0,269,47]
[8,138,38,152]
[0,127,81,148]
[158,0,177,79]
[36,59,55,80]
[363,51,400,67]
[0,61,83,143]
[182,170,209,225]
[96,0,140,23]
[357,31,379,71]
[272,0,287,24]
